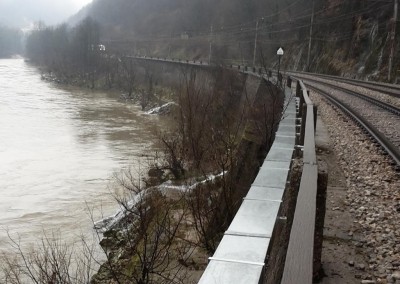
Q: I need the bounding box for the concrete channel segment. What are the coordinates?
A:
[198,86,297,284]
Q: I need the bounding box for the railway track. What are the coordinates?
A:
[289,71,400,99]
[304,81,400,168]
[294,76,400,116]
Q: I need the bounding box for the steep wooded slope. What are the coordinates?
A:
[72,0,397,80]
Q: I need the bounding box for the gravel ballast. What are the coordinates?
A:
[311,91,400,284]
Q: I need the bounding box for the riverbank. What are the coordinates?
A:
[89,71,284,283]
[8,58,284,283]
[39,67,175,113]
[0,58,180,283]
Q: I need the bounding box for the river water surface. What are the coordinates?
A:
[0,59,164,252]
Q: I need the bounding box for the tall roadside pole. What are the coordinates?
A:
[253,18,263,67]
[209,25,213,64]
[388,0,398,82]
[306,0,315,71]
[277,47,284,86]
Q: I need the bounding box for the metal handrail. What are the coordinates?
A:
[281,80,318,284]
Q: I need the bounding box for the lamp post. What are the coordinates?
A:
[277,47,284,86]
[209,25,213,65]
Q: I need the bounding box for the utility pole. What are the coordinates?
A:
[253,19,259,67]
[253,18,264,67]
[306,0,315,71]
[209,25,213,65]
[388,0,398,82]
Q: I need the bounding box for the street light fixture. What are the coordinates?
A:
[277,47,284,86]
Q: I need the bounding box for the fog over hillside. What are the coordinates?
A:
[0,0,92,28]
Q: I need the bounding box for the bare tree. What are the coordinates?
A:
[1,231,96,284]
[119,57,137,98]
[91,168,193,284]
[186,181,223,254]
[101,54,119,89]
[160,135,186,180]
[156,66,253,254]
[140,62,159,110]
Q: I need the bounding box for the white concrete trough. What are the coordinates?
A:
[198,87,297,284]
[252,161,291,189]
[199,260,264,284]
[226,199,281,238]
[211,234,270,264]
[245,185,284,202]
[266,145,296,162]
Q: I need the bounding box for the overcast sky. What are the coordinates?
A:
[0,0,92,28]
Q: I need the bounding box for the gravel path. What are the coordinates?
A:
[311,91,400,284]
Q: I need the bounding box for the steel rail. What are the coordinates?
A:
[307,84,400,167]
[290,70,400,98]
[296,76,400,116]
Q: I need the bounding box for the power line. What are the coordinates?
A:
[106,1,392,47]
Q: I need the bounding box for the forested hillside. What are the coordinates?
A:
[67,0,397,80]
[27,0,398,81]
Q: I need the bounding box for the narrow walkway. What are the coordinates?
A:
[315,111,368,284]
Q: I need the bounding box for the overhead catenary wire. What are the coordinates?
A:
[107,0,392,49]
[154,1,387,41]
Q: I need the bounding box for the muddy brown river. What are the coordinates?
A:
[0,59,165,253]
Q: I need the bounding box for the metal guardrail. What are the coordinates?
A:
[288,70,400,98]
[281,80,318,284]
[125,55,210,67]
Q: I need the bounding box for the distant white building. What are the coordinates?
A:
[90,44,106,51]
[180,32,189,40]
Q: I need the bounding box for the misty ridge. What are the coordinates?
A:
[0,0,90,28]
[0,0,90,58]
[0,0,397,90]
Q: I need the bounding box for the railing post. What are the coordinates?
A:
[296,81,301,98]
[287,77,292,88]
[297,90,304,120]
[300,104,307,145]
[313,105,318,133]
